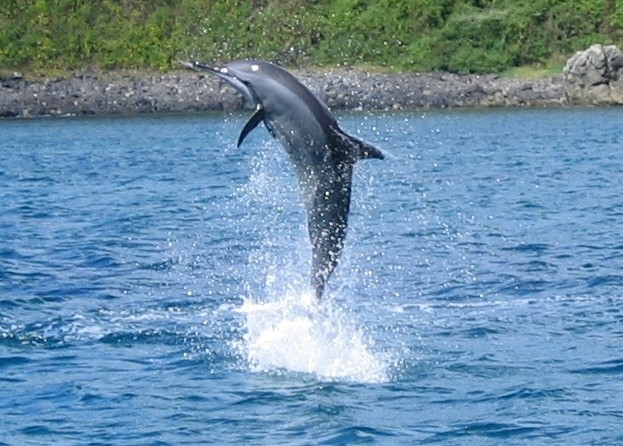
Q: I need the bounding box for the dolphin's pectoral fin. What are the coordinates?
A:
[237,107,265,147]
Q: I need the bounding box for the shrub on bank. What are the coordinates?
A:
[0,0,621,74]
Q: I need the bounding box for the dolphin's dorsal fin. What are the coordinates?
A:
[329,127,385,161]
[237,107,265,147]
[356,138,385,160]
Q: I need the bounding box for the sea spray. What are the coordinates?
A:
[232,137,389,383]
[236,290,389,383]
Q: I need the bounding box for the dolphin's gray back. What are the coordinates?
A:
[246,62,382,299]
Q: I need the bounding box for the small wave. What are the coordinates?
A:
[570,358,623,375]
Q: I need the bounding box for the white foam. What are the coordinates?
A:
[236,290,389,383]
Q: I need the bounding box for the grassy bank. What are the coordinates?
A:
[1,0,622,75]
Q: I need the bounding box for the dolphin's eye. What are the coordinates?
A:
[251,64,259,72]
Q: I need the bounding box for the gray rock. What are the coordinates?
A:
[0,67,566,118]
[563,44,623,105]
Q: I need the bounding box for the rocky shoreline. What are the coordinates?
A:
[0,68,567,118]
[3,44,623,118]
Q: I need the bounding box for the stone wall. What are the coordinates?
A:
[0,68,566,118]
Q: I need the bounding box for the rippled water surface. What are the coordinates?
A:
[1,108,622,444]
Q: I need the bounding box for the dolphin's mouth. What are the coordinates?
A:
[180,60,256,105]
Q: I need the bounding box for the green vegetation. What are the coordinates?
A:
[1,0,622,74]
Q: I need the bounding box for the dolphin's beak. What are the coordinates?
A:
[179,60,255,104]
[179,60,222,76]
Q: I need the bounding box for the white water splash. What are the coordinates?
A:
[231,140,389,383]
[236,290,389,384]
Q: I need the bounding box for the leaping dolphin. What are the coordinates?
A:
[182,59,384,300]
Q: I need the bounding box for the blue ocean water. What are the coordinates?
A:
[1,107,622,445]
